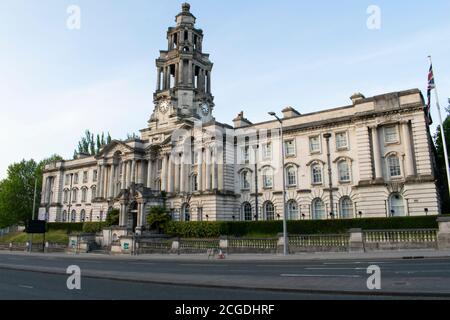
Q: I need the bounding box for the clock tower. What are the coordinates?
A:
[150,3,215,128]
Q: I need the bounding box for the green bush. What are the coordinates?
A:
[47,223,84,233]
[82,222,106,234]
[147,206,171,234]
[105,209,120,227]
[166,215,443,238]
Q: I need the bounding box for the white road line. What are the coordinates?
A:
[280,274,361,278]
[179,264,229,267]
[18,285,34,289]
[305,267,367,270]
[129,262,156,265]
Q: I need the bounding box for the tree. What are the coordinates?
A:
[0,155,62,228]
[73,130,112,159]
[146,206,172,234]
[126,133,139,140]
[434,114,450,213]
[105,209,120,227]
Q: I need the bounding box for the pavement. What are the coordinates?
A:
[1,249,450,299]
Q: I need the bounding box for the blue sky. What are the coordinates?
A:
[1,0,450,179]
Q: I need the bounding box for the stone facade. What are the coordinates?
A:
[39,3,440,233]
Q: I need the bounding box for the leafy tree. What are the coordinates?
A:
[434,114,450,212]
[126,133,139,140]
[0,155,62,228]
[73,130,112,159]
[105,208,120,227]
[146,206,172,234]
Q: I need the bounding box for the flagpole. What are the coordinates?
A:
[428,55,450,197]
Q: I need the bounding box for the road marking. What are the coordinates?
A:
[323,262,392,265]
[18,285,34,289]
[280,274,361,278]
[129,262,156,266]
[305,267,367,271]
[179,264,229,267]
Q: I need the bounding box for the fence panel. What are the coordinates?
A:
[289,234,350,253]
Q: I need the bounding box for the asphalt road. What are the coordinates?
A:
[0,252,450,299]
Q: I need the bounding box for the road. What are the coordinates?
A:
[0,252,449,299]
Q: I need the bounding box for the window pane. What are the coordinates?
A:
[312,165,322,184]
[309,136,320,152]
[338,161,350,182]
[336,133,348,149]
[385,126,398,143]
[388,156,401,177]
[285,140,295,156]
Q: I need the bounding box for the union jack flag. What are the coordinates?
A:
[426,64,435,125]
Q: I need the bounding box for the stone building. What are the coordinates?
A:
[39,3,440,232]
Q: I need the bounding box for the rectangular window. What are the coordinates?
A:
[384,126,398,144]
[241,171,251,190]
[83,171,88,183]
[241,146,250,163]
[285,140,296,157]
[336,132,348,150]
[262,142,272,160]
[312,165,323,184]
[309,136,321,153]
[93,170,98,182]
[74,173,79,184]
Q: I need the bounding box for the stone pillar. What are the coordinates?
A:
[437,217,450,250]
[174,155,180,192]
[402,121,415,178]
[212,148,218,190]
[135,202,144,235]
[180,153,185,193]
[167,154,174,193]
[197,150,203,192]
[156,68,161,91]
[120,203,127,227]
[348,228,365,253]
[371,126,383,181]
[179,60,184,85]
[161,154,167,191]
[207,71,211,94]
[174,63,179,85]
[130,160,136,184]
[121,162,126,189]
[188,61,193,85]
[98,165,104,198]
[108,165,115,198]
[126,161,132,189]
[147,160,153,188]
[205,149,211,191]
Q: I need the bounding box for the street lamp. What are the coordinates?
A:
[268,112,288,256]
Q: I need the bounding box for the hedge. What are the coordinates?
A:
[166,215,444,238]
[47,223,84,233]
[82,222,107,234]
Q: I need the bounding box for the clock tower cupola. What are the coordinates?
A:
[151,3,214,127]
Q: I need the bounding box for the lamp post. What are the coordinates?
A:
[268,112,288,256]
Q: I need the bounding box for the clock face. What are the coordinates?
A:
[159,100,170,114]
[200,103,209,115]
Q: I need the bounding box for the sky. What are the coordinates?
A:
[1,0,450,179]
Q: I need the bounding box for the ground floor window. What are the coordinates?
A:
[183,204,190,222]
[264,202,275,221]
[242,203,252,221]
[340,197,353,219]
[287,200,299,220]
[389,193,406,217]
[312,198,326,220]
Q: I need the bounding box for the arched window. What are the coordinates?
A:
[71,210,76,222]
[286,166,297,187]
[389,193,405,217]
[62,210,67,222]
[91,186,96,200]
[182,204,190,222]
[340,197,353,219]
[191,174,198,192]
[81,188,87,203]
[241,170,251,190]
[388,155,401,178]
[242,203,252,221]
[72,189,78,203]
[262,168,273,189]
[63,190,69,203]
[338,161,351,183]
[312,198,326,220]
[311,164,323,184]
[287,200,299,220]
[80,209,86,222]
[264,202,275,221]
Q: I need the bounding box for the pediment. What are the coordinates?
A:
[96,140,135,158]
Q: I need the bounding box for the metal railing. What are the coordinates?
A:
[363,229,438,243]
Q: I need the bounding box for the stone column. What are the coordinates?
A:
[98,165,104,198]
[147,160,153,188]
[108,165,115,198]
[179,60,184,85]
[126,161,132,189]
[348,228,365,253]
[167,154,174,193]
[205,149,211,191]
[207,70,211,94]
[174,155,180,192]
[188,61,193,85]
[437,217,450,250]
[131,160,136,184]
[180,153,185,193]
[161,154,167,191]
[197,150,203,192]
[212,148,218,190]
[121,162,126,189]
[156,68,161,91]
[120,202,127,227]
[371,126,383,180]
[402,121,415,178]
[218,148,224,191]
